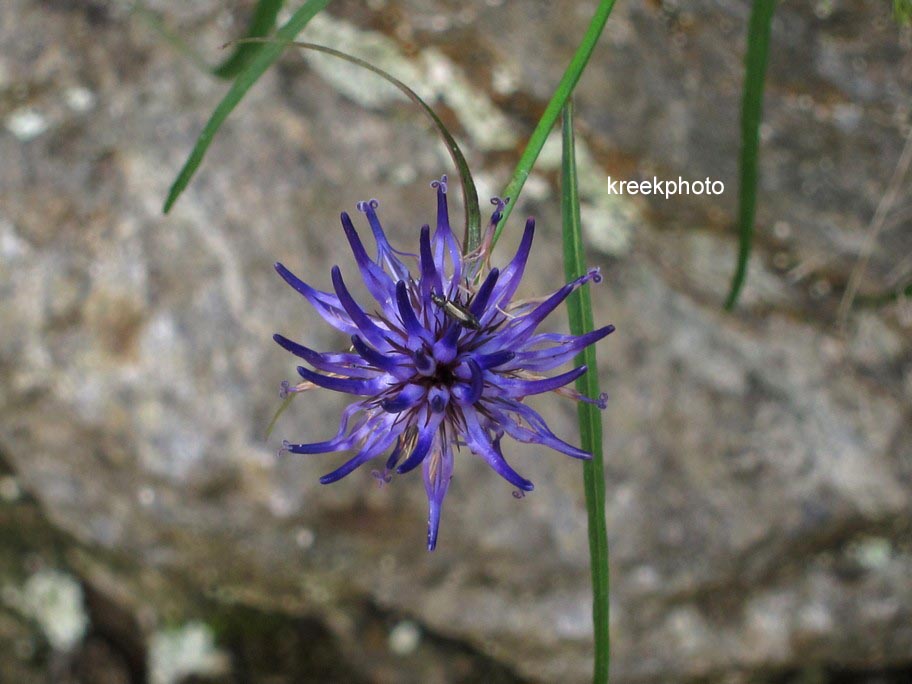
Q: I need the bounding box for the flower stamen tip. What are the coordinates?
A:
[371,469,393,486]
[488,195,509,224]
[430,175,448,193]
[356,198,381,213]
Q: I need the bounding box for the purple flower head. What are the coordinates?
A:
[274,176,614,550]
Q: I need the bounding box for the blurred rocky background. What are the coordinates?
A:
[1,0,911,682]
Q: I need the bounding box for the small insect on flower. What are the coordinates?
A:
[430,291,481,330]
[274,176,614,550]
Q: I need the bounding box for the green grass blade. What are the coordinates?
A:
[561,101,610,684]
[724,0,776,310]
[493,0,619,247]
[212,0,285,79]
[162,0,331,214]
[896,0,912,25]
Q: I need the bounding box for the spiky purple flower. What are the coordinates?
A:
[274,176,613,550]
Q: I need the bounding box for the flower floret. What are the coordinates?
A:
[274,176,613,550]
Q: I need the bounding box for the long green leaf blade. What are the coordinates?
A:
[494,0,619,247]
[561,101,610,683]
[724,0,776,310]
[896,0,912,25]
[212,0,285,79]
[163,0,331,214]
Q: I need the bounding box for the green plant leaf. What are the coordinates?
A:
[162,0,331,214]
[212,0,285,79]
[493,0,619,248]
[561,100,610,684]
[724,0,776,310]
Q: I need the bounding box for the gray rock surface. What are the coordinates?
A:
[1,1,910,682]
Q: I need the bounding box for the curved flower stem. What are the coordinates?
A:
[252,40,481,253]
[493,0,620,248]
[561,101,610,683]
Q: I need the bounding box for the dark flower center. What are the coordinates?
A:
[428,362,456,387]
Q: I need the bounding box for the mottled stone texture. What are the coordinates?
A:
[1,1,911,682]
